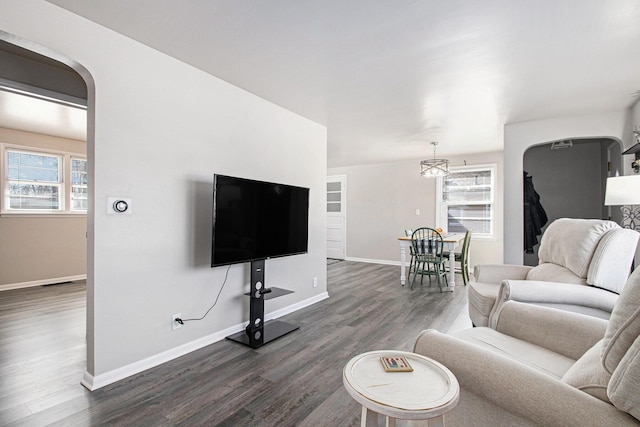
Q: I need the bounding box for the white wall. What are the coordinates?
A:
[0,0,327,388]
[503,112,631,264]
[327,150,504,268]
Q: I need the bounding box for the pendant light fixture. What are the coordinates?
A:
[420,141,450,177]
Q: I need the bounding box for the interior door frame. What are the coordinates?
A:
[0,32,97,380]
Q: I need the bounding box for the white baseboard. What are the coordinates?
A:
[81,291,330,391]
[81,322,242,391]
[0,274,87,292]
[345,256,399,266]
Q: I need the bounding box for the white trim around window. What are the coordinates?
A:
[436,163,496,239]
[1,143,87,216]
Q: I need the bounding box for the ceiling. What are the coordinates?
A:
[0,90,86,141]
[0,39,88,142]
[12,1,640,166]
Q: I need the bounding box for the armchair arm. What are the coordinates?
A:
[490,300,608,359]
[413,329,638,426]
[493,279,618,314]
[473,264,533,284]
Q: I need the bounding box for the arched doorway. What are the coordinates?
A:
[522,137,622,265]
[0,32,96,385]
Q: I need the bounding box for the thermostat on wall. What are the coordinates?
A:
[107,197,133,215]
[113,200,128,212]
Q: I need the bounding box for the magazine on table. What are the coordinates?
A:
[380,356,413,372]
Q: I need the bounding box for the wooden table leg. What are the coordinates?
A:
[400,243,407,285]
[361,406,378,427]
[428,414,445,427]
[447,244,455,291]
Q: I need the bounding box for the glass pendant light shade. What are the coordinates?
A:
[420,142,450,177]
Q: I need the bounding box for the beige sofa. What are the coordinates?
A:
[469,218,639,327]
[413,267,640,426]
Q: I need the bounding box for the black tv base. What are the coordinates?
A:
[226,319,299,348]
[226,259,299,349]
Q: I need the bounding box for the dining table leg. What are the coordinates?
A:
[444,242,457,292]
[400,242,407,286]
[446,242,455,291]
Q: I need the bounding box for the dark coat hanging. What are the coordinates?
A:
[523,171,548,253]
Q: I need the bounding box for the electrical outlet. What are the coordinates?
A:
[313,277,318,288]
[172,313,182,330]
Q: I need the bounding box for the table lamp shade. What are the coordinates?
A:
[604,176,640,206]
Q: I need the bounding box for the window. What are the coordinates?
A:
[7,150,62,210]
[71,158,88,211]
[2,145,87,214]
[327,181,342,212]
[437,164,496,237]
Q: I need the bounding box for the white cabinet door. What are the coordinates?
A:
[327,175,346,260]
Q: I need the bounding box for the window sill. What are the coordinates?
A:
[0,211,87,218]
[469,235,498,242]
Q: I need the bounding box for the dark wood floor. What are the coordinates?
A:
[0,261,470,426]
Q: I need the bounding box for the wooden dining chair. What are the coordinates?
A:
[449,230,472,285]
[410,228,448,291]
[405,229,414,282]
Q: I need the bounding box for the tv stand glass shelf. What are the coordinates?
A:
[243,287,293,299]
[226,260,299,348]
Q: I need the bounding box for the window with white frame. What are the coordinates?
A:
[2,146,87,214]
[437,164,495,237]
[71,157,88,211]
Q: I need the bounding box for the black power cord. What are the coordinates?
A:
[175,264,232,325]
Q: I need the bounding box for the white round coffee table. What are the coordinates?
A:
[343,350,459,427]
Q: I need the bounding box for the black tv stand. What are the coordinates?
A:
[226,259,299,348]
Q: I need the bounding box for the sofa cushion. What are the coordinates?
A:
[453,327,575,379]
[562,339,611,403]
[602,268,640,374]
[537,218,618,279]
[526,263,587,284]
[608,335,640,421]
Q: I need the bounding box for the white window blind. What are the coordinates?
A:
[7,149,62,210]
[71,157,88,211]
[437,164,495,237]
[2,145,87,214]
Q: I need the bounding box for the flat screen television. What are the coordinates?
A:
[211,174,310,267]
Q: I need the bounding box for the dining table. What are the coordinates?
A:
[398,233,466,291]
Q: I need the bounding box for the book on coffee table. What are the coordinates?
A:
[380,356,413,372]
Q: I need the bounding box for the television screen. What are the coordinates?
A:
[211,175,309,267]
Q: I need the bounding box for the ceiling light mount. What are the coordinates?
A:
[550,140,573,150]
[420,141,450,178]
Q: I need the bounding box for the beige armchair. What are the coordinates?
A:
[469,218,639,327]
[413,267,640,426]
